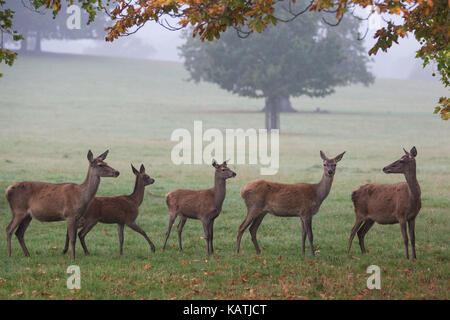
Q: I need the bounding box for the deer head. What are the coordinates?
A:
[87,150,120,178]
[383,146,417,175]
[131,164,155,186]
[212,159,237,180]
[320,151,346,177]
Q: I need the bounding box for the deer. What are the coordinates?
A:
[347,146,421,260]
[62,164,156,256]
[163,160,236,255]
[236,150,345,255]
[5,150,119,259]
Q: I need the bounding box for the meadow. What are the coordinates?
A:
[0,53,449,300]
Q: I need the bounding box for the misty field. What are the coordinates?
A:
[0,53,449,300]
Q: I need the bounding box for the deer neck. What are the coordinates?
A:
[404,169,421,205]
[81,166,101,205]
[213,176,227,210]
[130,177,145,206]
[315,172,334,203]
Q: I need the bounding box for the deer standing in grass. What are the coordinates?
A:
[236,151,345,255]
[163,160,236,255]
[62,164,156,256]
[348,147,421,260]
[5,150,119,259]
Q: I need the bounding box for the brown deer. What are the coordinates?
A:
[347,146,421,260]
[163,160,236,255]
[62,164,156,256]
[5,150,119,259]
[236,151,345,255]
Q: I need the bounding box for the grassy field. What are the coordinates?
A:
[0,53,449,300]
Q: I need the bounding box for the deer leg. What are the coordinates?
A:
[202,219,212,255]
[6,213,26,257]
[300,218,307,254]
[347,218,364,254]
[209,219,215,254]
[62,229,70,254]
[400,221,409,260]
[236,213,256,254]
[118,224,124,256]
[305,216,315,256]
[66,218,78,260]
[177,216,187,251]
[357,219,374,254]
[15,215,32,257]
[408,219,416,260]
[77,220,98,256]
[126,221,156,253]
[163,213,177,251]
[249,214,265,254]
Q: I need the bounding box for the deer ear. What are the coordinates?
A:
[140,164,145,173]
[410,146,417,158]
[212,159,219,168]
[334,151,346,162]
[403,148,409,156]
[98,150,109,160]
[131,164,139,175]
[320,150,327,161]
[87,150,94,162]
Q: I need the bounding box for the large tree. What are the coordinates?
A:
[180,6,374,130]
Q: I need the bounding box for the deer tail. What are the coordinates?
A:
[5,183,19,201]
[351,190,359,205]
[165,192,172,207]
[240,184,251,199]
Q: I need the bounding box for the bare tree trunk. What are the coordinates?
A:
[34,31,41,52]
[18,29,28,52]
[262,95,296,113]
[264,96,281,131]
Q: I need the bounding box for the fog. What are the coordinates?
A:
[6,2,437,83]
[41,24,436,82]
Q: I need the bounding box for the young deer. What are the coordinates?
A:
[62,164,156,256]
[236,151,345,255]
[348,147,421,259]
[5,150,119,259]
[163,160,236,255]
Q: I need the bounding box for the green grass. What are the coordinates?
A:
[0,53,449,300]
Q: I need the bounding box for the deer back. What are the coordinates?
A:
[83,196,139,224]
[166,188,216,219]
[241,180,319,216]
[6,181,84,222]
[352,182,416,224]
